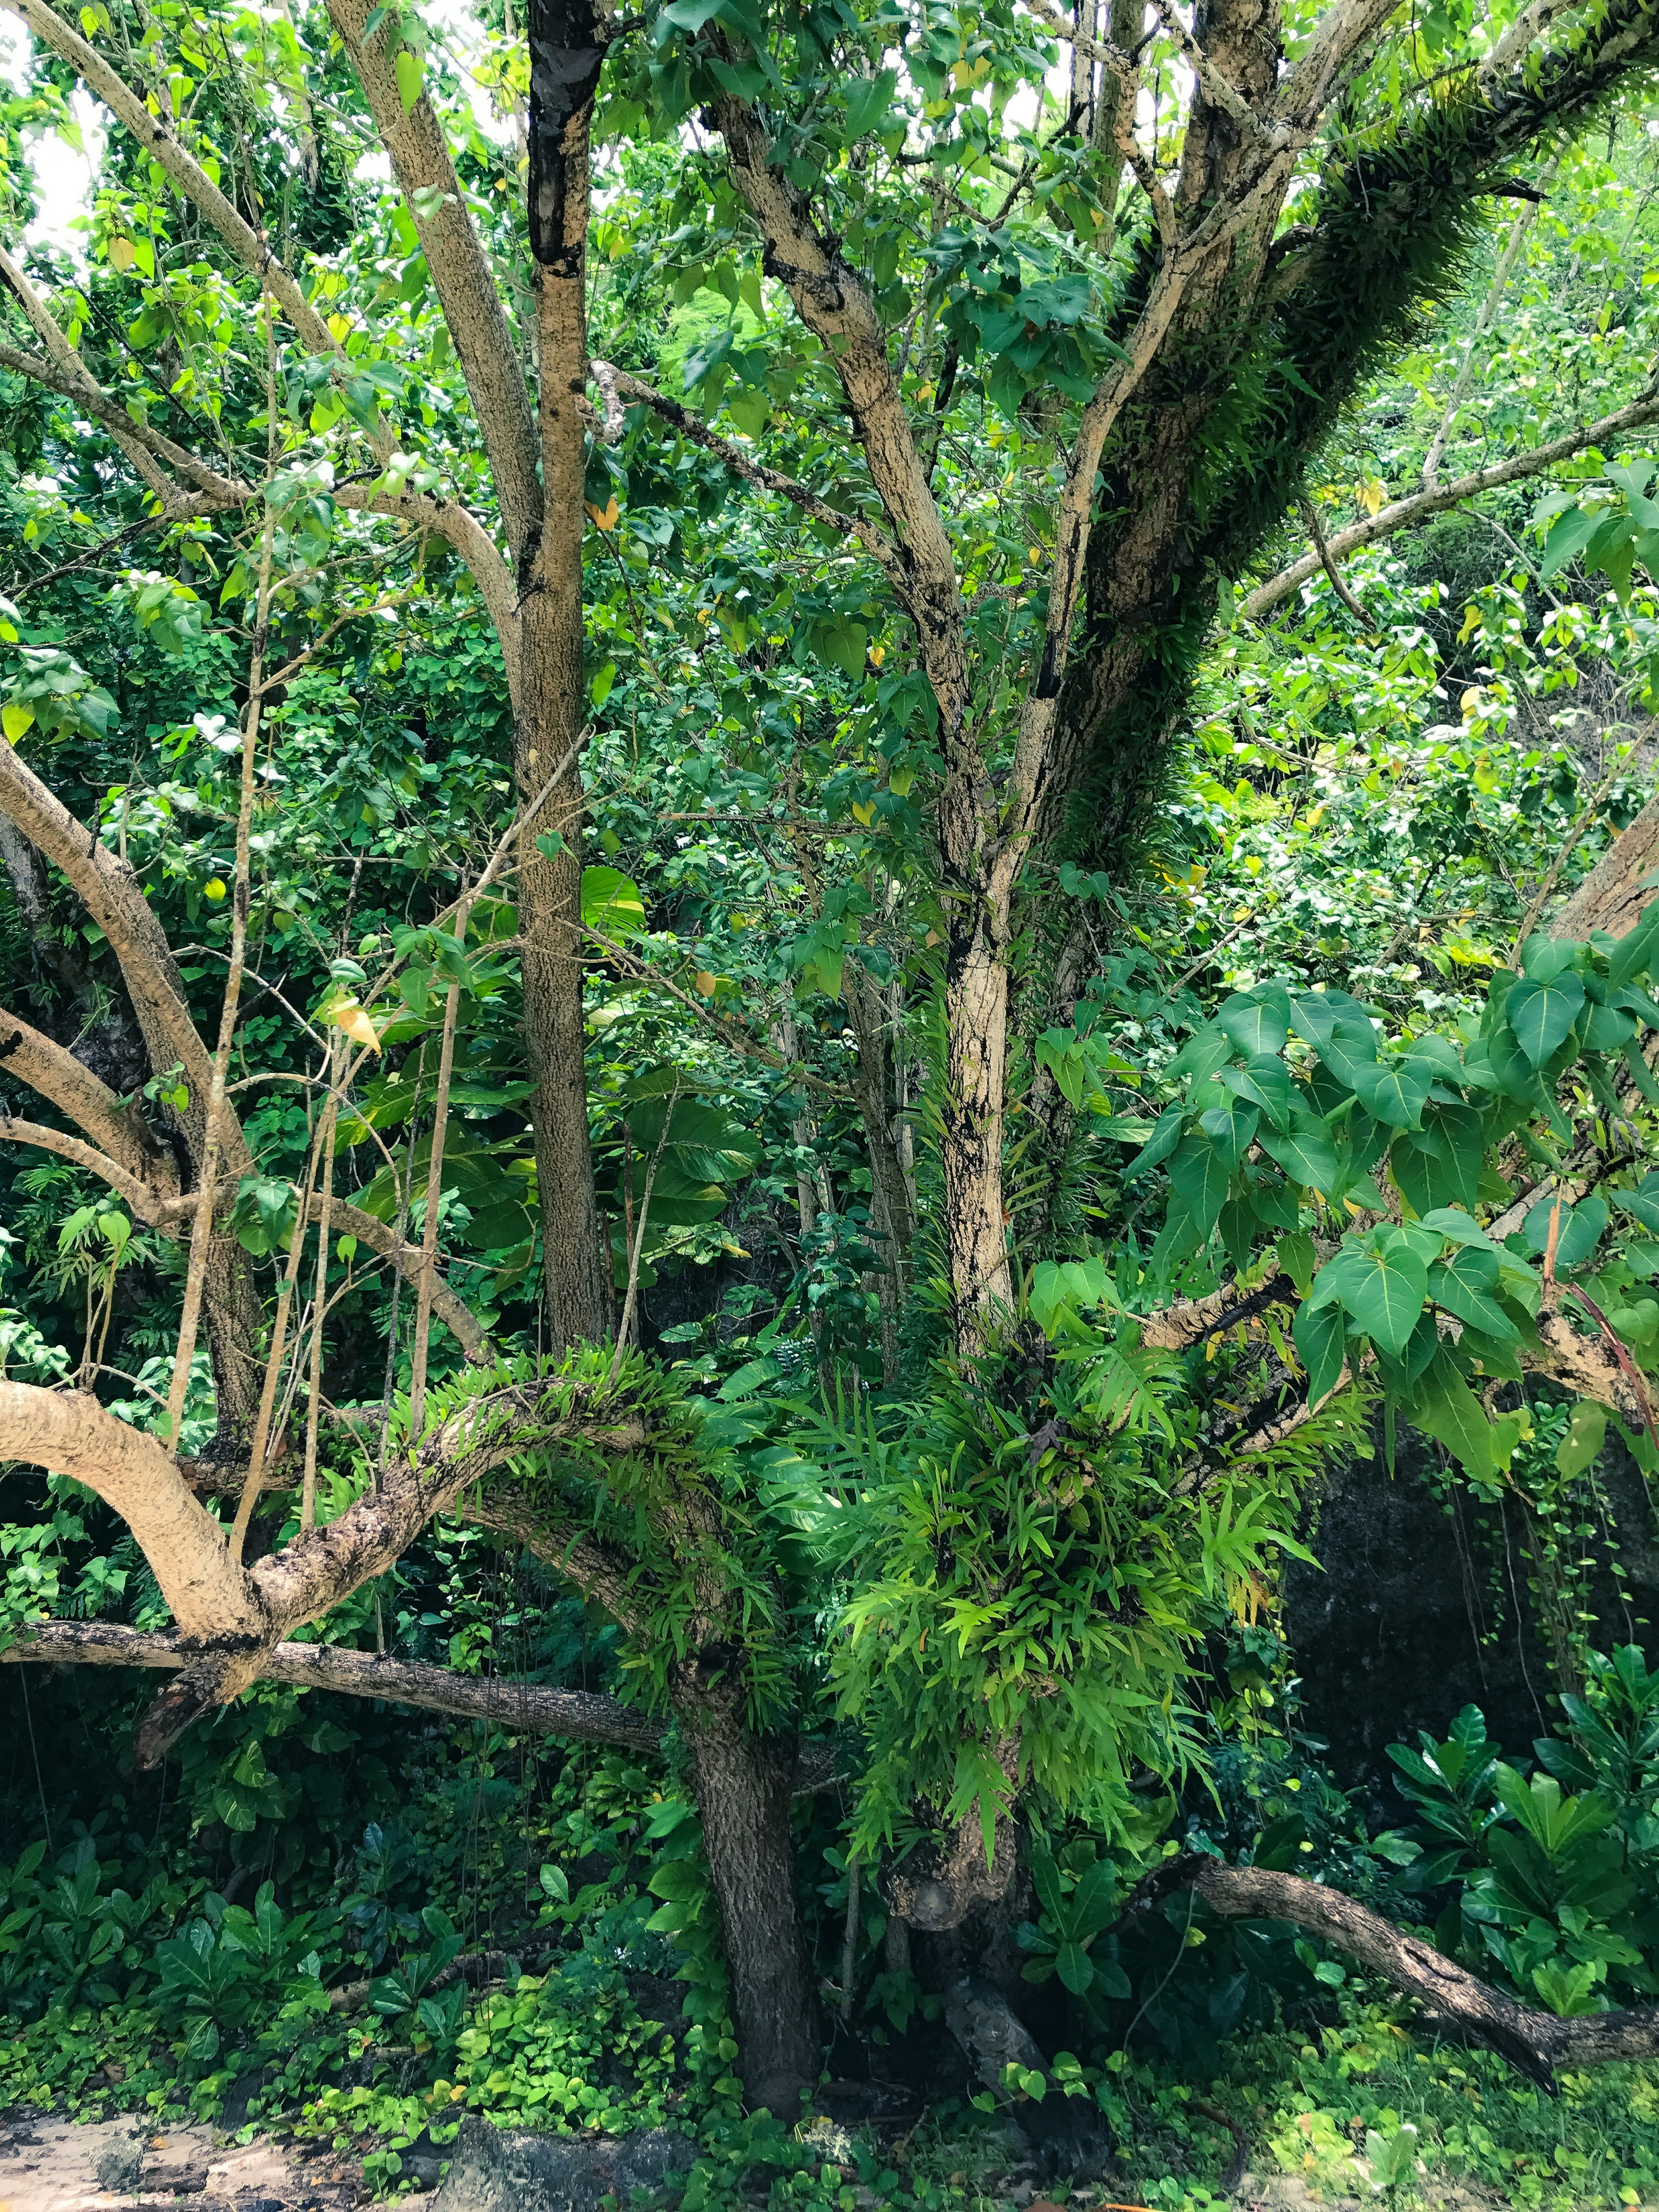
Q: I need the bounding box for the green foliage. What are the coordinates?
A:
[1384,1654,1659,2015]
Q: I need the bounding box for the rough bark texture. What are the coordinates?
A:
[677,1683,820,2115]
[326,0,543,567]
[842,958,912,1377]
[1553,789,1659,941]
[891,1798,1019,1933]
[1146,1854,1659,2085]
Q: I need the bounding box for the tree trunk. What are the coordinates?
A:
[521,0,610,1351]
[1552,789,1659,941]
[678,1684,820,2115]
[941,925,1014,1338]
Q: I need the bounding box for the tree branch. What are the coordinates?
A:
[0,0,337,356]
[712,96,970,734]
[1143,1854,1659,2084]
[0,1618,665,1749]
[0,1001,175,1184]
[1244,386,1659,617]
[0,1380,264,1640]
[324,0,543,567]
[598,363,909,595]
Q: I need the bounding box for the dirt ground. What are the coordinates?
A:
[0,2112,361,2212]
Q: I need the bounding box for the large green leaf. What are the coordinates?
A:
[1427,1248,1516,1340]
[1168,1135,1233,1234]
[1258,1109,1340,1196]
[1350,1056,1432,1130]
[1315,1238,1429,1356]
[1196,1100,1260,1170]
[1216,987,1290,1058]
[580,864,647,938]
[1505,970,1586,1067]
[1292,1297,1346,1407]
[1405,1346,1495,1476]
[1123,1105,1185,1181]
[1219,1055,1295,1131]
[1522,1194,1608,1271]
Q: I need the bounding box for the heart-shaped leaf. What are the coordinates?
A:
[1505,970,1586,1067]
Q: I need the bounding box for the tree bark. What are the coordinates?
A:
[521,0,609,1352]
[1551,789,1659,941]
[941,934,1015,1333]
[677,1681,820,2115]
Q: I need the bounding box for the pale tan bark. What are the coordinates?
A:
[0,1381,262,1638]
[0,743,219,1133]
[1551,790,1659,941]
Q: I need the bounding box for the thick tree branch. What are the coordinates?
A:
[712,97,969,734]
[0,246,189,509]
[1244,386,1659,617]
[1551,789,1659,941]
[0,742,219,1133]
[0,1381,263,1640]
[0,1001,175,1184]
[333,483,517,670]
[1144,1855,1659,2083]
[0,1114,172,1217]
[0,340,251,511]
[0,1618,665,1748]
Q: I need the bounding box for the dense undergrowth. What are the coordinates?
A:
[6,1647,1659,2209]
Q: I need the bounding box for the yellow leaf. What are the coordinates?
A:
[1233,905,1252,922]
[107,234,135,271]
[1355,473,1387,516]
[1302,803,1325,830]
[327,312,353,344]
[330,998,382,1052]
[585,496,620,531]
[868,643,886,667]
[1,703,34,743]
[203,878,226,903]
[851,799,875,825]
[694,970,718,997]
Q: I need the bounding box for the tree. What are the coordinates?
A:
[5,0,1659,2117]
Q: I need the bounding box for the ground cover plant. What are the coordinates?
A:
[10,0,1659,2195]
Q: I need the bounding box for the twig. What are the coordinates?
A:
[301,1036,339,1533]
[1300,498,1372,628]
[1508,756,1622,966]
[840,1851,861,2024]
[164,293,277,1456]
[609,1078,679,1382]
[409,882,471,1437]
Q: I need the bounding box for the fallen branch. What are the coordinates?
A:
[1137,1855,1659,2085]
